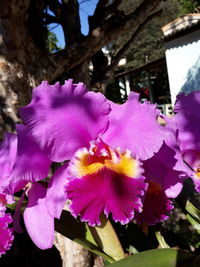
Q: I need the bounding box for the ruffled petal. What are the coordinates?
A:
[66,142,147,226]
[135,182,173,225]
[8,125,51,192]
[20,80,110,162]
[0,203,13,256]
[46,164,68,219]
[67,170,146,226]
[23,183,54,249]
[102,92,168,160]
[66,155,147,226]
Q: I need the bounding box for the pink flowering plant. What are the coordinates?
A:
[0,80,200,265]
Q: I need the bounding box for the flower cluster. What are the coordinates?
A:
[0,79,199,254]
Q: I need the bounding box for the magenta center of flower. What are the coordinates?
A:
[0,194,7,209]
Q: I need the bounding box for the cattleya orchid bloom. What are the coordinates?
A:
[19,79,171,226]
[0,127,54,249]
[0,193,13,256]
[171,91,200,192]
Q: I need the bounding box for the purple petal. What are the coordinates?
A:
[135,182,173,225]
[142,143,185,198]
[163,126,192,175]
[13,190,26,233]
[46,164,68,219]
[182,150,200,192]
[9,125,51,192]
[0,132,17,184]
[192,178,200,193]
[23,183,54,249]
[102,92,168,160]
[172,92,200,192]
[20,80,110,162]
[67,169,146,226]
[174,92,200,152]
[0,210,13,256]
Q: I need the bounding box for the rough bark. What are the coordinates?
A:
[54,233,92,267]
[54,232,104,267]
[0,0,54,134]
[60,0,83,45]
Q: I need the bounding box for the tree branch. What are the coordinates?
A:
[60,0,82,45]
[89,0,124,31]
[103,0,124,15]
[46,0,62,17]
[89,0,109,30]
[107,9,162,75]
[44,13,60,24]
[48,0,160,81]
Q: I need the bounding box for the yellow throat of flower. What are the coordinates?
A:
[70,142,141,178]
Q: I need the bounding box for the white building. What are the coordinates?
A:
[162,14,200,105]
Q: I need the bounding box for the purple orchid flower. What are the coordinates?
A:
[19,80,169,226]
[171,91,200,192]
[0,127,54,249]
[0,193,13,257]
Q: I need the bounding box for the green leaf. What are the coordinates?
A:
[176,193,200,223]
[186,214,200,234]
[109,249,200,267]
[176,193,200,233]
[55,210,115,263]
[89,215,125,261]
[185,201,200,224]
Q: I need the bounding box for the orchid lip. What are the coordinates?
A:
[66,140,147,226]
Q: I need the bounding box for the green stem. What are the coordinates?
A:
[90,214,125,261]
[155,230,170,248]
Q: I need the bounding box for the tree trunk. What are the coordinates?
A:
[54,233,92,267]
[0,0,54,136]
[68,60,91,86]
[54,232,104,267]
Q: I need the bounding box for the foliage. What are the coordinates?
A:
[121,0,180,69]
[47,30,62,53]
[178,0,200,15]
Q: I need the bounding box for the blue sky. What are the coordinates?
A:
[49,0,99,48]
